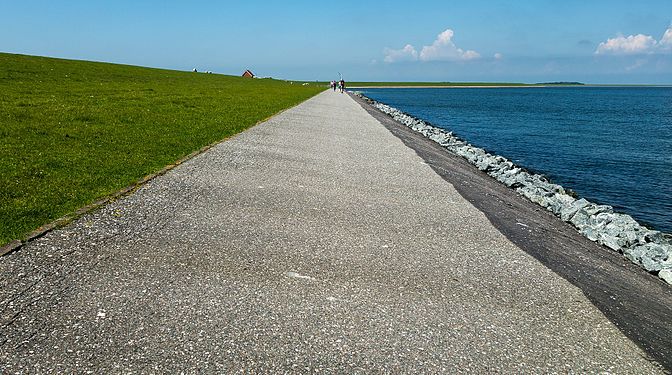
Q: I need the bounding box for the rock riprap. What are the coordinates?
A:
[354,92,672,285]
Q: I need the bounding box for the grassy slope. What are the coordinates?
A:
[0,53,323,245]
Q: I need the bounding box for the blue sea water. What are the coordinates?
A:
[359,87,672,233]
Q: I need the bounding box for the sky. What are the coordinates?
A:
[1,0,671,84]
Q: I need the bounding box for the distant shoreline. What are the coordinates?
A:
[350,85,545,89]
[349,84,672,89]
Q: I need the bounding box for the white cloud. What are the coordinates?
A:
[383,44,418,63]
[419,29,480,61]
[383,28,479,64]
[494,52,503,60]
[596,34,657,55]
[660,27,672,50]
[596,26,672,55]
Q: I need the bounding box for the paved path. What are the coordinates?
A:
[0,91,665,372]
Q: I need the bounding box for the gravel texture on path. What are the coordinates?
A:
[0,90,665,373]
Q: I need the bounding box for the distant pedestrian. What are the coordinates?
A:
[339,79,345,93]
[331,80,337,91]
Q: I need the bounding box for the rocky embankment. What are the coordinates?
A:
[354,92,672,285]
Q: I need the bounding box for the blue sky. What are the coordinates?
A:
[1,0,671,83]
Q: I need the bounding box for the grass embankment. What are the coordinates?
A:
[0,53,323,246]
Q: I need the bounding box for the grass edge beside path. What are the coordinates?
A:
[0,103,307,256]
[0,53,324,250]
[2,135,223,256]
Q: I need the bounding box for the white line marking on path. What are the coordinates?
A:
[286,271,316,281]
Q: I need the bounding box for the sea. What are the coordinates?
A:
[358,87,672,234]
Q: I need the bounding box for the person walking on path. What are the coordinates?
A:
[339,79,345,93]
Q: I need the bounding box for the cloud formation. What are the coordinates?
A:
[596,34,657,55]
[383,28,479,63]
[419,29,480,61]
[661,27,672,50]
[596,26,672,55]
[383,44,418,63]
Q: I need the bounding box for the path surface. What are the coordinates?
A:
[0,91,666,372]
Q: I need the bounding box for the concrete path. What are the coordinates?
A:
[0,91,664,372]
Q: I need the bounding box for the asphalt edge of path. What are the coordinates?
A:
[0,94,324,258]
[350,92,672,373]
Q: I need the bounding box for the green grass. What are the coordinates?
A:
[0,52,324,246]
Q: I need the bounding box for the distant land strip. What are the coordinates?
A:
[348,82,672,88]
[347,81,583,88]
